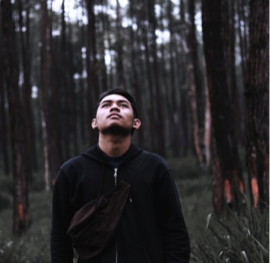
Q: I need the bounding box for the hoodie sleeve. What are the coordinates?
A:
[156,169,191,263]
[51,168,74,263]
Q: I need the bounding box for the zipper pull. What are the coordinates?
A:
[114,168,118,186]
[129,192,132,203]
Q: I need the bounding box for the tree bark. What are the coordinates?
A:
[0,47,10,176]
[1,0,31,233]
[116,0,126,89]
[236,0,249,81]
[78,3,87,143]
[202,0,244,213]
[40,0,51,190]
[181,0,204,165]
[18,0,34,180]
[167,0,181,156]
[221,0,242,146]
[245,0,269,209]
[187,0,205,144]
[141,0,156,152]
[148,0,165,156]
[48,1,63,185]
[60,0,71,160]
[100,0,108,92]
[203,71,211,166]
[85,0,99,145]
[129,1,144,147]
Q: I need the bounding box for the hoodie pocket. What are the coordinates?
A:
[119,246,152,263]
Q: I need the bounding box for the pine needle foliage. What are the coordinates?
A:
[192,201,269,263]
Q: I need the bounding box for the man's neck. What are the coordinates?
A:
[98,134,132,157]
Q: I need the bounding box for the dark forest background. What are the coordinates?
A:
[0,0,268,259]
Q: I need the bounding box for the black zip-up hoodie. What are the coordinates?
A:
[51,144,190,263]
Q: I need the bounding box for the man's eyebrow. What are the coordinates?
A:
[100,99,130,104]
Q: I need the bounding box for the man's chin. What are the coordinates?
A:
[101,125,132,136]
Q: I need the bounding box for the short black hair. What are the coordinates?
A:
[94,88,138,118]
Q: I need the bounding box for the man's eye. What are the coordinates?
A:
[102,104,109,107]
[120,104,128,108]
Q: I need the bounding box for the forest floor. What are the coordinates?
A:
[1,155,265,263]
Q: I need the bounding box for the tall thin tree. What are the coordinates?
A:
[0,29,10,176]
[48,0,63,185]
[85,0,99,145]
[116,0,126,89]
[129,1,144,147]
[202,0,244,213]
[18,0,34,180]
[148,0,165,156]
[245,0,269,209]
[167,0,181,156]
[40,0,51,191]
[1,0,31,232]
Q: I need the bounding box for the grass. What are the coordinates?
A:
[0,155,268,262]
[0,187,51,263]
[192,205,269,263]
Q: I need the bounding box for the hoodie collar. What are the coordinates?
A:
[81,143,142,167]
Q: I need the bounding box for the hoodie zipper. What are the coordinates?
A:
[114,168,118,186]
[114,168,118,263]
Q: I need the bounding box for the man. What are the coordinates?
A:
[51,88,190,263]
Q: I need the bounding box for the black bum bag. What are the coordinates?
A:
[67,180,131,261]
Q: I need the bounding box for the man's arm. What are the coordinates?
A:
[156,170,190,263]
[51,169,74,263]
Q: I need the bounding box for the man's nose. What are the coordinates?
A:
[110,104,120,111]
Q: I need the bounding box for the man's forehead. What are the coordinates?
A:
[100,94,130,103]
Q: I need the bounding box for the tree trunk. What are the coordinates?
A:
[202,0,244,213]
[141,0,156,152]
[78,4,87,143]
[221,0,242,146]
[148,0,165,156]
[167,0,181,156]
[181,0,204,165]
[18,0,34,180]
[129,1,144,147]
[103,0,114,90]
[100,0,108,92]
[1,0,31,233]
[178,0,192,156]
[66,25,79,156]
[0,45,10,176]
[212,138,223,213]
[245,0,269,209]
[48,1,63,185]
[236,0,249,82]
[203,71,211,166]
[187,0,205,153]
[60,0,71,160]
[116,0,125,89]
[85,0,99,145]
[40,0,51,190]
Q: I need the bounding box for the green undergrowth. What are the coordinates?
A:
[0,156,268,263]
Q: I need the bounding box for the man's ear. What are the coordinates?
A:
[91,118,98,129]
[133,118,141,130]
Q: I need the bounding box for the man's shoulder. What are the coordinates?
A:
[60,147,96,171]
[139,150,169,167]
[59,155,84,174]
[61,155,83,167]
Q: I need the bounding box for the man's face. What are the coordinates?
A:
[92,94,141,135]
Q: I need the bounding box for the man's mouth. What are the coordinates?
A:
[108,113,121,118]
